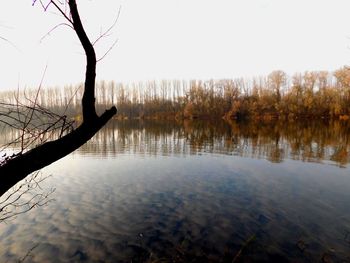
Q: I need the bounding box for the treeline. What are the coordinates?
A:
[1,67,350,120]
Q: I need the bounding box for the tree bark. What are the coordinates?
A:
[0,0,117,196]
[69,0,98,122]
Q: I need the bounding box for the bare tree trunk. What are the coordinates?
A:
[0,0,117,196]
[69,0,98,122]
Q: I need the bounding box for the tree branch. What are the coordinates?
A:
[0,0,117,196]
[68,0,98,122]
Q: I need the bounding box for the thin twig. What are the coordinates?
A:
[40,22,74,43]
[92,6,122,46]
[97,39,119,62]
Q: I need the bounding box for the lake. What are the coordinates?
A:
[0,119,350,262]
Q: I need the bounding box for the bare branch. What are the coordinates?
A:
[40,22,74,43]
[32,0,73,24]
[97,38,119,62]
[49,0,73,24]
[0,0,117,197]
[18,244,39,263]
[92,6,122,46]
[0,172,55,223]
[0,91,74,158]
[0,36,20,52]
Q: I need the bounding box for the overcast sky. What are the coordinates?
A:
[0,0,350,90]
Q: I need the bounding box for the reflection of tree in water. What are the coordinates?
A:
[2,119,350,166]
[223,120,350,165]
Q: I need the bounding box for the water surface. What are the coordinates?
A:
[0,120,350,262]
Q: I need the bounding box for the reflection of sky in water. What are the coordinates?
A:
[1,151,350,262]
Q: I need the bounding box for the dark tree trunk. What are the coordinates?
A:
[0,0,117,196]
[69,0,98,122]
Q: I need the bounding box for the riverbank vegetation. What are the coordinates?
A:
[1,67,350,121]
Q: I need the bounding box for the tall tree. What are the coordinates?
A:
[268,70,287,104]
[0,0,117,196]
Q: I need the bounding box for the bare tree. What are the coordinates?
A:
[268,70,287,103]
[0,0,117,196]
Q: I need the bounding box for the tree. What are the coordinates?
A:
[0,0,117,196]
[268,70,287,104]
[334,67,350,114]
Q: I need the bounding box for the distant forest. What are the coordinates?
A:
[1,67,350,121]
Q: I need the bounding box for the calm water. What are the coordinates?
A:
[0,120,350,262]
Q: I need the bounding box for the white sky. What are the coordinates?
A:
[0,0,350,90]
